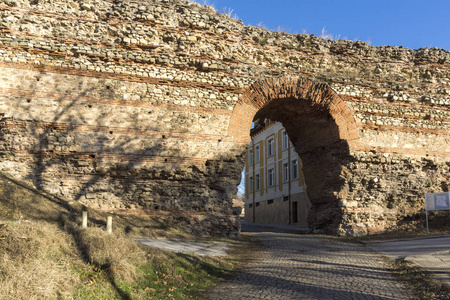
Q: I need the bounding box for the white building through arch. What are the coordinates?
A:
[245,119,312,226]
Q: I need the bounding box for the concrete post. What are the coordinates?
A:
[106,216,112,234]
[82,211,88,228]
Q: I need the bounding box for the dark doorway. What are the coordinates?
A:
[292,201,298,224]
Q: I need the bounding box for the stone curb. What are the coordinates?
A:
[360,234,450,245]
[404,250,450,287]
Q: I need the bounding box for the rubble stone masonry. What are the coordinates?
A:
[0,0,448,236]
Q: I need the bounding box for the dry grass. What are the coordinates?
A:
[0,218,239,300]
[70,225,148,283]
[0,221,80,300]
[0,172,247,299]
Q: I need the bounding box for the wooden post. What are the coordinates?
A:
[82,211,88,228]
[106,216,112,234]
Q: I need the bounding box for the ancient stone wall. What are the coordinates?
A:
[0,0,449,236]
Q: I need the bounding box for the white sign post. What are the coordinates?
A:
[424,192,450,233]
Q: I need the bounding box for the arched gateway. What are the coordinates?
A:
[228,78,361,233]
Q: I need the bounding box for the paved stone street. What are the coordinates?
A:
[205,230,413,300]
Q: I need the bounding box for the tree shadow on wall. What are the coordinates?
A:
[2,71,195,299]
[2,70,188,212]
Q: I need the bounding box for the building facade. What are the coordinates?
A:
[245,119,311,226]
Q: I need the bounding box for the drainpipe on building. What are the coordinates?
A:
[288,141,292,224]
[252,138,256,223]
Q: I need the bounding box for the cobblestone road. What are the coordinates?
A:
[205,229,413,300]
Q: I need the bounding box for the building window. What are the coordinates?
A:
[255,174,260,190]
[283,131,289,149]
[256,202,260,207]
[249,203,253,208]
[283,196,289,202]
[268,168,275,187]
[255,145,260,163]
[283,163,289,182]
[267,138,274,157]
[249,149,253,165]
[292,159,298,180]
[268,199,274,205]
[249,177,253,193]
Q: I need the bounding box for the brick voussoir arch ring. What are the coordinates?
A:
[227,77,360,147]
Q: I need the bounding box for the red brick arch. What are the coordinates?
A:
[227,77,360,147]
[227,77,361,231]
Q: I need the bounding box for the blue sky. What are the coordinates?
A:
[193,0,450,50]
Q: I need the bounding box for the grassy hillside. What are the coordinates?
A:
[0,173,246,299]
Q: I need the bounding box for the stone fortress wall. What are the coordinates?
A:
[0,0,448,236]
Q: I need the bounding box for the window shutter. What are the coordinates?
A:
[260,168,264,196]
[259,140,264,167]
[277,129,283,159]
[278,161,283,191]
